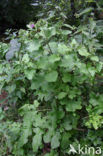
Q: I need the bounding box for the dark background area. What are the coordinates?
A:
[0,0,41,35]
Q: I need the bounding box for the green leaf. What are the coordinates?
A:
[43,128,53,143]
[76,7,93,18]
[32,128,43,152]
[96,62,103,72]
[77,63,88,74]
[58,43,69,54]
[27,40,40,52]
[49,42,58,53]
[7,84,16,93]
[22,54,30,63]
[71,39,78,47]
[88,67,96,77]
[61,132,71,149]
[90,56,99,62]
[58,92,67,100]
[34,100,40,108]
[56,109,65,120]
[51,133,60,149]
[37,57,48,69]
[24,69,35,80]
[31,76,44,90]
[66,100,82,112]
[89,98,98,106]
[60,55,75,70]
[20,87,25,93]
[62,30,72,35]
[49,54,60,63]
[31,81,40,90]
[43,27,56,38]
[78,46,90,57]
[45,151,58,156]
[45,71,58,82]
[0,64,3,74]
[19,127,32,147]
[62,73,71,83]
[63,119,72,131]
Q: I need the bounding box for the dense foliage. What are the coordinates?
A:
[0,1,103,156]
[0,16,103,155]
